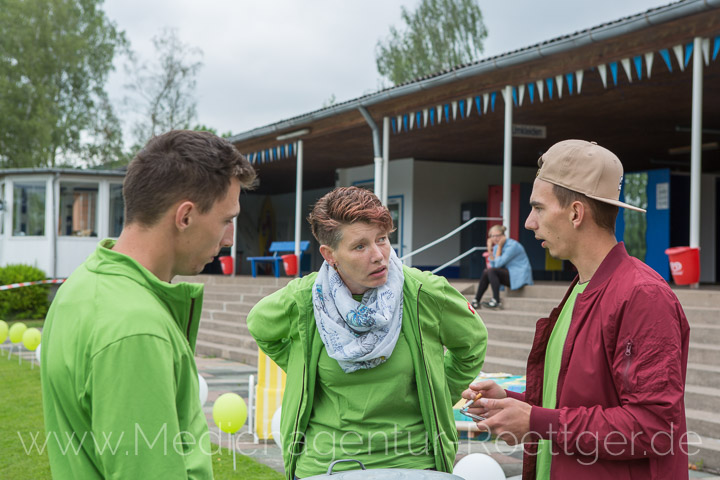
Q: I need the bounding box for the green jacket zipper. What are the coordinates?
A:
[415,284,448,472]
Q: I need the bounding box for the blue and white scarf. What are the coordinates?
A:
[312,249,404,373]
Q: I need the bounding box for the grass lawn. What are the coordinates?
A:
[0,351,282,480]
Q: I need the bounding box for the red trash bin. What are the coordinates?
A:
[664,247,700,285]
[219,256,233,275]
[281,254,298,276]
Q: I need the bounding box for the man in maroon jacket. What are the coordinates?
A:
[463,140,690,480]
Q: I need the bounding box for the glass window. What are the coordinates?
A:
[109,183,124,237]
[13,182,46,236]
[58,182,98,237]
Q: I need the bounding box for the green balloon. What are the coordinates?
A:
[212,393,248,434]
[0,320,7,344]
[9,322,27,344]
[22,328,41,351]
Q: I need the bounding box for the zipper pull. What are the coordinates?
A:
[625,340,633,357]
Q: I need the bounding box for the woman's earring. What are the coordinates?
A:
[333,263,339,271]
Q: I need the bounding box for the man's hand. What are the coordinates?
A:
[461,380,506,417]
[475,397,532,445]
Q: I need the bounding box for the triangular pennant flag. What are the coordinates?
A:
[423,108,429,127]
[474,96,482,115]
[444,104,450,122]
[645,52,654,78]
[285,144,289,158]
[429,107,436,126]
[673,44,684,71]
[294,142,298,156]
[576,70,584,94]
[546,78,554,100]
[518,84,525,106]
[713,36,720,61]
[483,93,489,113]
[512,86,518,106]
[527,82,535,103]
[466,97,472,117]
[261,150,265,163]
[565,73,574,95]
[598,64,608,88]
[458,99,466,119]
[702,38,710,66]
[490,92,497,112]
[684,42,693,69]
[633,56,643,80]
[621,58,633,83]
[451,101,458,120]
[416,111,422,129]
[391,117,398,134]
[659,49,673,72]
[409,112,414,130]
[436,105,442,124]
[536,80,544,102]
[403,114,409,132]
[609,62,619,86]
[289,143,294,156]
[555,75,563,99]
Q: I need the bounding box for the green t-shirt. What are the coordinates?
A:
[294,329,435,477]
[535,281,588,480]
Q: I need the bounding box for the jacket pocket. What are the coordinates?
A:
[622,340,634,392]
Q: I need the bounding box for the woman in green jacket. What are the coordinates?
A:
[247,187,488,479]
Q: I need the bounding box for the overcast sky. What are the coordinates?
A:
[103,0,673,139]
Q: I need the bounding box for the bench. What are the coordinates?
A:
[247,241,311,278]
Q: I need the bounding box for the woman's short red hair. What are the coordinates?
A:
[308,187,394,248]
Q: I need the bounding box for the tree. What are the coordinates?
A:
[0,0,127,167]
[375,0,488,85]
[124,28,203,147]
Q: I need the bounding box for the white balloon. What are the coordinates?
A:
[271,406,282,448]
[452,453,506,480]
[35,343,41,364]
[198,374,208,407]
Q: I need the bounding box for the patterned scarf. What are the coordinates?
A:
[312,248,404,373]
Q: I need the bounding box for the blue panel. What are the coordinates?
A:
[646,169,671,280]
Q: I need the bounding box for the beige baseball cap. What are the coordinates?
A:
[537,139,646,213]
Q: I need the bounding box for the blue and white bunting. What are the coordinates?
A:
[466,97,472,117]
[483,93,490,113]
[713,36,720,61]
[555,75,563,98]
[576,70,584,94]
[598,64,608,88]
[565,73,574,95]
[673,44,684,71]
[536,80,544,102]
[518,84,525,106]
[609,62,619,86]
[633,56,643,80]
[423,108,429,127]
[621,58,632,83]
[546,77,554,100]
[645,52,654,78]
[659,49,673,72]
[684,42,693,69]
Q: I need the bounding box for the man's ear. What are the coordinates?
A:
[319,244,335,265]
[570,200,586,229]
[175,201,195,231]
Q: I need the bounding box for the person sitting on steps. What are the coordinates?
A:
[472,224,533,309]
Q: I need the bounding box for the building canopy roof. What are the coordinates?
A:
[229,0,720,194]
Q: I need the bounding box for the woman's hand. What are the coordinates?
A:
[486,239,495,260]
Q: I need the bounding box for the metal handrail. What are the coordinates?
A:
[431,246,487,274]
[399,216,502,262]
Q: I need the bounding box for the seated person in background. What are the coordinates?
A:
[472,224,533,309]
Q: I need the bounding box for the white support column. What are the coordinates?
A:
[374,157,383,198]
[690,36,703,250]
[502,85,513,237]
[382,117,390,206]
[231,216,237,277]
[294,139,304,275]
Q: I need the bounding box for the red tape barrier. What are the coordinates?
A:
[0,279,66,291]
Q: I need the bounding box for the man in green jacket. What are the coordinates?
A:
[41,130,256,479]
